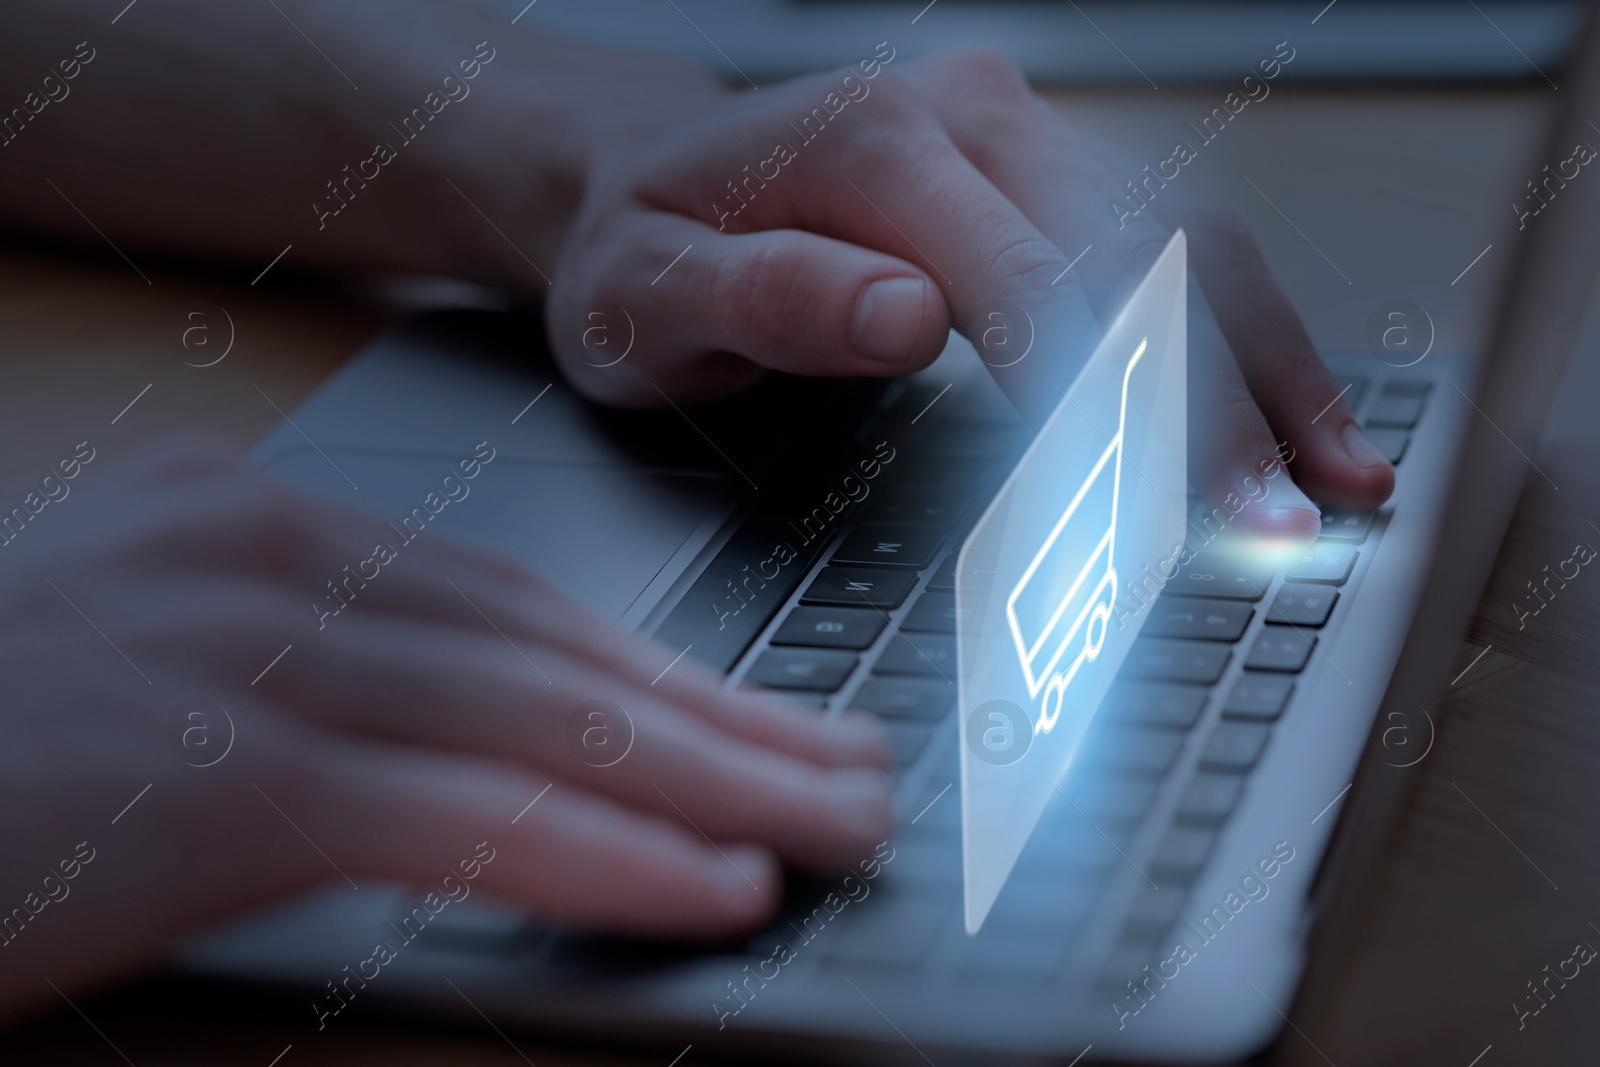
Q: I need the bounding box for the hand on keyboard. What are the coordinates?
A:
[0,436,892,1020]
[540,46,1395,539]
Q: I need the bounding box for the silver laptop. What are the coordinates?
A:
[186,9,1600,1061]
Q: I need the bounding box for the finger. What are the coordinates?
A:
[803,122,1102,424]
[635,59,1102,424]
[907,54,1323,537]
[128,467,525,594]
[1185,291,1324,541]
[516,600,892,772]
[625,648,892,772]
[340,562,892,772]
[264,615,894,873]
[1147,197,1395,510]
[552,213,951,406]
[128,471,890,770]
[895,47,1148,314]
[105,554,888,801]
[409,563,891,771]
[306,736,783,937]
[297,501,892,770]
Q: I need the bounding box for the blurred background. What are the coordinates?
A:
[507,0,1582,83]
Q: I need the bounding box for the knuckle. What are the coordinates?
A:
[985,230,1068,297]
[1106,225,1174,277]
[830,73,932,154]
[854,67,920,115]
[932,45,1030,99]
[713,236,819,349]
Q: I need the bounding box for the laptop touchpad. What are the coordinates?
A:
[248,311,866,629]
[261,448,728,625]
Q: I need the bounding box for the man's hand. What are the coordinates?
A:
[1,4,1390,536]
[0,436,890,1020]
[548,46,1394,538]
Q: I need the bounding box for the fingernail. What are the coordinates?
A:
[1262,473,1321,532]
[1266,471,1318,513]
[1342,422,1390,471]
[852,277,927,365]
[716,845,774,894]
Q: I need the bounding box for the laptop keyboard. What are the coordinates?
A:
[636,372,1431,988]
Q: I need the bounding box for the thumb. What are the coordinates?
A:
[550,214,951,406]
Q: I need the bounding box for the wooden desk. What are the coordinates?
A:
[5,87,1592,1066]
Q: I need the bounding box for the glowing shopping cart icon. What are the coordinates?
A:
[1004,337,1147,735]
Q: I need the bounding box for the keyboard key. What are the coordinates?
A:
[1090,729,1184,777]
[1163,553,1275,601]
[826,899,951,968]
[884,721,933,770]
[1024,820,1120,871]
[831,524,943,568]
[1123,886,1186,940]
[1099,948,1159,996]
[1175,774,1245,826]
[962,930,1070,979]
[745,648,858,692]
[1117,920,1171,952]
[1284,544,1358,585]
[1244,630,1316,672]
[873,633,956,678]
[1382,378,1432,397]
[893,457,990,490]
[771,606,886,650]
[1141,598,1253,641]
[1200,722,1271,772]
[981,881,1096,944]
[926,554,959,592]
[1070,777,1159,824]
[849,678,954,721]
[901,591,964,633]
[1150,827,1218,884]
[1104,681,1207,730]
[753,470,866,527]
[1366,394,1424,429]
[771,692,831,710]
[1318,509,1374,544]
[653,518,826,672]
[863,486,966,528]
[1119,638,1231,685]
[880,832,961,886]
[1223,673,1296,719]
[1011,840,1105,886]
[1334,375,1368,412]
[801,566,916,608]
[907,780,960,828]
[1268,584,1339,627]
[916,421,1019,460]
[1364,428,1409,464]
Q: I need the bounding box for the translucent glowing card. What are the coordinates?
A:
[957,231,1188,932]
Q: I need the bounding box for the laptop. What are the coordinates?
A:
[186,8,1600,1061]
